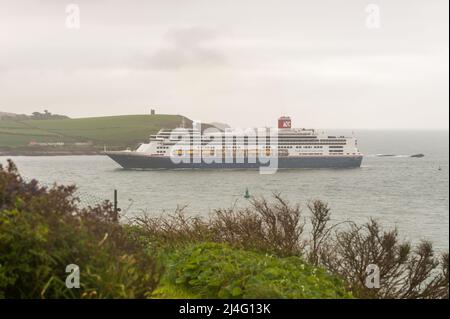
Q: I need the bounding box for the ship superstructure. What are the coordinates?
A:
[106,116,363,170]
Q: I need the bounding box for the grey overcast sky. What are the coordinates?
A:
[0,0,448,129]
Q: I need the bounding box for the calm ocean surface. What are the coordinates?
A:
[1,130,448,251]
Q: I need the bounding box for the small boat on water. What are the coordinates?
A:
[410,154,425,158]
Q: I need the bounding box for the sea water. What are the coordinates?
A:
[1,130,448,251]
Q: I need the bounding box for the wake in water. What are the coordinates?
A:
[366,153,425,158]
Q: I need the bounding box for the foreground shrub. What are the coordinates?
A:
[1,160,448,299]
[134,194,305,256]
[313,219,449,299]
[135,196,449,299]
[158,242,352,299]
[0,160,161,298]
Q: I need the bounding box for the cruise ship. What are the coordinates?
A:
[105,116,363,170]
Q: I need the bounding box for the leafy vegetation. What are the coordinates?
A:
[159,242,352,299]
[0,160,448,299]
[135,197,449,299]
[0,160,161,298]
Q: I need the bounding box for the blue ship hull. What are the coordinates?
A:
[106,152,363,169]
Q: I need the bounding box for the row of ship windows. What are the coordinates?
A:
[156,142,351,146]
[156,151,346,155]
[157,147,344,153]
[280,144,346,146]
[157,145,345,150]
[163,138,347,143]
[157,149,336,152]
[155,133,347,140]
[159,135,346,140]
[156,151,349,156]
[281,146,325,149]
[157,146,346,149]
[157,143,347,147]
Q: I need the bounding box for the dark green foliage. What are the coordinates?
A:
[1,160,448,299]
[0,160,161,298]
[161,242,352,299]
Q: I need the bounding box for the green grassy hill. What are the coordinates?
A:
[0,114,189,151]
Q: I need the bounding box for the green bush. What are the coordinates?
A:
[160,242,352,299]
[135,197,449,299]
[2,159,447,299]
[0,160,161,298]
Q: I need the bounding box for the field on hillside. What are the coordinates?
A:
[0,114,186,150]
